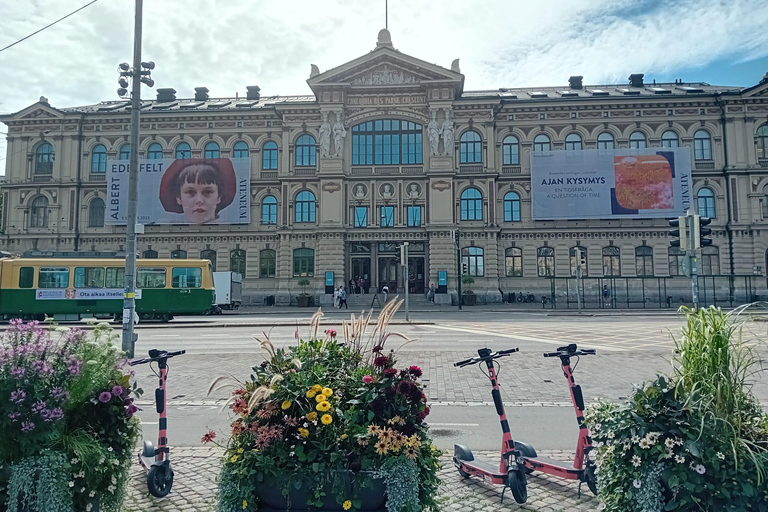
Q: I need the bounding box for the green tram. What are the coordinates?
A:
[0,256,215,321]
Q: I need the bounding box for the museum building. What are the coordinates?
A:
[2,29,768,306]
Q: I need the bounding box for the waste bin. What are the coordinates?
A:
[264,295,275,306]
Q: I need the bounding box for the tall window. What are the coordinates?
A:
[569,247,587,276]
[460,188,483,221]
[406,206,421,227]
[233,141,249,159]
[119,144,131,160]
[565,133,582,151]
[262,141,278,170]
[88,198,105,228]
[293,248,314,277]
[35,143,54,174]
[635,246,654,276]
[171,249,187,259]
[502,135,519,165]
[352,119,423,165]
[230,249,246,277]
[537,247,555,277]
[142,249,158,259]
[147,142,163,159]
[602,246,621,276]
[701,246,720,275]
[694,130,712,160]
[380,206,394,227]
[354,207,368,228]
[668,247,685,276]
[597,132,615,150]
[629,131,647,149]
[176,142,191,159]
[533,134,551,152]
[756,125,768,160]
[295,134,316,166]
[30,196,49,228]
[295,191,316,223]
[260,249,276,278]
[661,130,679,148]
[505,247,523,277]
[262,195,277,224]
[461,247,484,277]
[459,130,482,164]
[204,141,220,159]
[696,187,716,218]
[503,192,520,222]
[91,144,107,173]
[201,249,217,270]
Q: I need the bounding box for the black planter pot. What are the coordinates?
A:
[297,295,312,307]
[462,293,477,306]
[256,472,386,512]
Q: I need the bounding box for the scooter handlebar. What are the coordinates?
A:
[544,346,596,358]
[129,349,186,366]
[454,347,519,367]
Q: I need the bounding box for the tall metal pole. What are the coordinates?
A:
[576,266,582,314]
[121,0,143,358]
[455,231,462,311]
[403,242,409,322]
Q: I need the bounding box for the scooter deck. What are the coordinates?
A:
[524,456,582,479]
[456,458,507,483]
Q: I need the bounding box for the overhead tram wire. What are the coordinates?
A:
[0,0,100,54]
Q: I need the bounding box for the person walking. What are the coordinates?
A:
[602,284,612,308]
[427,282,436,304]
[333,286,340,308]
[381,284,389,303]
[338,286,348,309]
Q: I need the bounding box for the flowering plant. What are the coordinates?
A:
[210,301,442,512]
[0,321,142,512]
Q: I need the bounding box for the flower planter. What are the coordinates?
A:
[0,467,99,512]
[297,295,312,307]
[461,293,477,306]
[256,472,386,512]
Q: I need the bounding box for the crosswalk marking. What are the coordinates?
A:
[432,325,625,352]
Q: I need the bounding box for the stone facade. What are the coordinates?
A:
[3,30,768,306]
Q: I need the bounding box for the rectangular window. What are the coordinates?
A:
[19,267,34,288]
[137,268,166,289]
[106,267,125,288]
[172,267,202,288]
[74,267,105,288]
[380,206,394,227]
[407,206,421,227]
[354,207,368,228]
[38,267,70,288]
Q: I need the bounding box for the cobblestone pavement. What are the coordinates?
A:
[125,448,598,512]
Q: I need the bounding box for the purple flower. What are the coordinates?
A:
[125,403,138,418]
[111,385,125,397]
[49,387,69,401]
[8,412,21,421]
[44,407,64,422]
[67,359,82,376]
[10,389,26,404]
[21,421,35,433]
[98,391,112,404]
[31,400,47,414]
[10,367,25,379]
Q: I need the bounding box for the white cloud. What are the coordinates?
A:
[1,0,767,170]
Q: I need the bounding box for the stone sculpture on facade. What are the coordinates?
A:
[319,112,331,158]
[441,108,454,155]
[354,184,367,199]
[333,113,346,157]
[381,183,394,199]
[427,110,440,155]
[407,183,421,198]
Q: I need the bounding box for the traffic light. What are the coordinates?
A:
[668,216,688,251]
[697,217,713,248]
[454,230,460,246]
[462,263,468,275]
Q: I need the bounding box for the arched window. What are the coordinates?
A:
[696,187,716,218]
[668,247,685,276]
[88,198,105,228]
[629,131,647,149]
[537,247,555,277]
[503,192,520,222]
[565,133,582,151]
[569,246,587,276]
[597,132,615,150]
[459,130,482,164]
[147,142,163,159]
[756,125,768,160]
[763,185,768,218]
[661,130,679,148]
[262,195,277,224]
[35,143,54,174]
[262,141,278,170]
[502,135,520,165]
[351,120,423,165]
[233,141,249,159]
[635,246,654,276]
[30,196,49,228]
[460,188,483,221]
[143,249,158,259]
[295,134,316,167]
[602,246,621,276]
[91,144,107,173]
[694,130,712,160]
[533,134,551,152]
[201,249,217,270]
[505,247,523,277]
[293,248,314,277]
[119,144,131,160]
[701,246,720,275]
[260,249,276,278]
[176,142,191,160]
[295,190,316,223]
[204,142,220,159]
[230,249,246,277]
[171,249,187,259]
[461,247,484,276]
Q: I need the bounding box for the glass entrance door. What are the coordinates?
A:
[378,257,398,293]
[408,257,425,294]
[351,258,371,294]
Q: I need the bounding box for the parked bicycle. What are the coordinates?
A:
[513,292,536,303]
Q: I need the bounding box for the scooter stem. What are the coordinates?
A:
[561,358,592,470]
[156,359,169,462]
[479,349,515,474]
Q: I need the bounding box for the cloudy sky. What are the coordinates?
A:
[1,0,768,173]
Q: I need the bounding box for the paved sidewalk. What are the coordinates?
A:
[125,448,599,512]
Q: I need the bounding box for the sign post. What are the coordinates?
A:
[401,242,409,322]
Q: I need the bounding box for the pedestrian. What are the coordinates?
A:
[333,286,340,308]
[338,286,348,309]
[602,284,611,308]
[382,284,389,303]
[349,278,355,294]
[356,276,362,294]
[428,282,436,304]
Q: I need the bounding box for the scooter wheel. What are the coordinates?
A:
[147,464,174,497]
[457,467,470,479]
[507,468,528,504]
[585,463,598,496]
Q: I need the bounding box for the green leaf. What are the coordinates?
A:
[294,479,303,490]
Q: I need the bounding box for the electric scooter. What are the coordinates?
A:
[129,348,186,498]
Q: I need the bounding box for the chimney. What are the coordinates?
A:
[629,73,644,87]
[246,85,261,101]
[568,76,583,89]
[156,88,176,102]
[194,87,209,101]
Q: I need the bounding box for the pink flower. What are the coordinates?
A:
[373,356,390,368]
[408,366,423,378]
[111,385,125,397]
[362,375,373,384]
[201,430,216,443]
[383,368,398,377]
[98,391,112,403]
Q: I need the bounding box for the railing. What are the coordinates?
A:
[349,166,423,176]
[294,167,316,176]
[459,165,484,173]
[695,161,716,170]
[402,166,424,175]
[260,171,278,179]
[89,173,106,181]
[32,174,52,182]
[759,159,768,169]
[351,167,373,175]
[501,166,522,174]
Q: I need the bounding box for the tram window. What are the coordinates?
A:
[105,267,125,288]
[19,267,34,288]
[137,268,166,289]
[74,267,105,288]
[172,267,202,288]
[39,267,70,288]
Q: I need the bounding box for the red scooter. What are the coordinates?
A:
[129,349,186,497]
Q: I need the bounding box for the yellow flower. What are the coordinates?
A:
[405,446,418,461]
[321,414,333,425]
[343,500,352,510]
[367,425,381,436]
[340,434,348,440]
[281,400,292,410]
[237,448,244,454]
[231,455,238,463]
[387,415,402,426]
[322,387,333,397]
[316,401,331,412]
[242,499,248,509]
[407,435,422,448]
[374,441,388,455]
[315,393,328,403]
[306,390,317,398]
[306,411,318,422]
[311,384,323,392]
[378,427,393,443]
[298,428,310,438]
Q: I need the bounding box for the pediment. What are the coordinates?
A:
[742,75,768,97]
[15,101,64,120]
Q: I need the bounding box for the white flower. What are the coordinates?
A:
[675,438,684,446]
[89,491,96,498]
[107,484,115,493]
[640,438,651,449]
[597,503,606,510]
[633,479,642,488]
[111,475,116,484]
[631,435,640,444]
[664,449,674,459]
[607,431,615,439]
[594,423,601,431]
[80,487,85,493]
[695,464,706,475]
[98,458,105,464]
[631,455,641,467]
[675,455,685,464]
[68,481,75,488]
[646,434,657,446]
[107,447,113,452]
[70,458,79,464]
[86,504,93,512]
[717,452,725,460]
[665,438,675,449]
